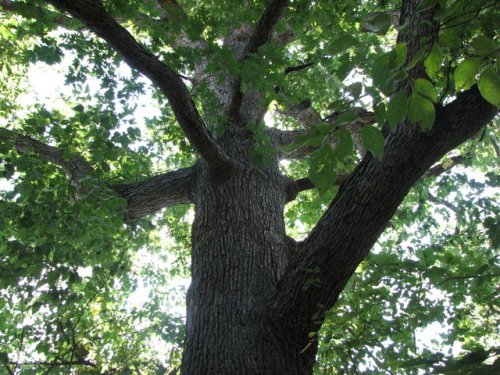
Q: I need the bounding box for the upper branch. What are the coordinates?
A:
[239,0,290,61]
[227,0,290,122]
[273,85,497,324]
[156,0,187,19]
[47,0,231,168]
[288,155,467,201]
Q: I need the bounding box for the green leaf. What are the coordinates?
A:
[308,144,337,194]
[361,126,385,160]
[424,44,442,81]
[240,81,248,94]
[346,82,362,100]
[280,123,332,152]
[394,43,408,68]
[72,104,85,112]
[408,92,435,130]
[471,36,498,56]
[374,101,386,127]
[327,100,349,112]
[335,53,352,81]
[484,217,500,248]
[387,92,408,131]
[372,53,398,95]
[329,35,358,55]
[333,129,354,160]
[406,45,429,71]
[478,66,500,107]
[363,13,392,35]
[414,78,438,103]
[454,58,481,90]
[333,111,359,125]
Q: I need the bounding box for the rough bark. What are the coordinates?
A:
[182,132,315,374]
[113,167,194,219]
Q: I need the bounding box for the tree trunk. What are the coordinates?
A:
[181,130,315,374]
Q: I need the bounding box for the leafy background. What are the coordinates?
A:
[0,0,498,373]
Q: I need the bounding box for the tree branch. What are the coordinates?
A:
[240,0,290,61]
[0,0,81,29]
[47,0,231,169]
[266,128,314,160]
[156,0,187,19]
[276,100,322,128]
[427,192,458,213]
[436,273,500,287]
[227,0,290,122]
[397,0,439,90]
[0,128,92,192]
[288,155,466,200]
[8,359,97,368]
[271,106,376,159]
[273,85,497,327]
[113,167,194,219]
[1,127,194,218]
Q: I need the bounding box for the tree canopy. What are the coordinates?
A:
[0,0,498,373]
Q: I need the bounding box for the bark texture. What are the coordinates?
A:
[182,130,315,374]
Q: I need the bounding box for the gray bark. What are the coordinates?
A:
[182,129,315,374]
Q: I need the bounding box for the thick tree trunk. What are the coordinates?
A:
[181,130,315,374]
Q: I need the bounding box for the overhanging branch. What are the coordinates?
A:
[47,0,231,169]
[273,85,497,325]
[7,359,97,368]
[240,0,290,61]
[0,127,92,192]
[156,0,187,19]
[288,155,467,199]
[1,127,194,218]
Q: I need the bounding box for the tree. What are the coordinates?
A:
[0,0,498,373]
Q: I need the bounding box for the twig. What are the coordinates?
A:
[490,137,500,158]
[436,273,500,287]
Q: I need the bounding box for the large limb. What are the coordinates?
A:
[273,85,497,324]
[47,0,230,169]
[1,128,194,218]
[269,106,376,160]
[113,167,194,219]
[272,0,493,325]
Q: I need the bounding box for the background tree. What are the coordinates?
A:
[0,0,498,373]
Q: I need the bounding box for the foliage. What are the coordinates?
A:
[0,0,498,373]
